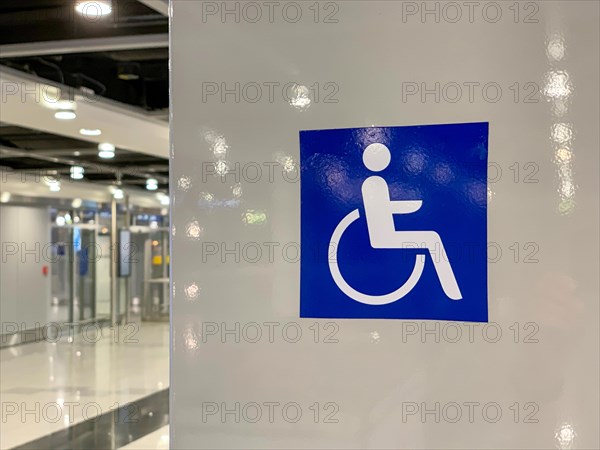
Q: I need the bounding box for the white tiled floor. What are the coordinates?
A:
[0,321,169,449]
[120,425,169,449]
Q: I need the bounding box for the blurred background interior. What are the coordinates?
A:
[1,1,170,448]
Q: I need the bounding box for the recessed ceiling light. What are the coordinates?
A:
[146,178,159,191]
[158,193,170,206]
[55,110,77,120]
[75,1,112,17]
[80,128,102,136]
[98,150,115,159]
[45,99,77,111]
[70,166,85,180]
[98,142,115,159]
[98,142,115,152]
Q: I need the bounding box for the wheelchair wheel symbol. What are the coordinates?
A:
[328,209,426,305]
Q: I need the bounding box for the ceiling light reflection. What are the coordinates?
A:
[554,148,572,163]
[79,128,102,136]
[555,423,576,449]
[146,178,159,191]
[177,176,191,191]
[54,110,76,120]
[288,84,311,110]
[183,327,198,350]
[214,160,229,176]
[203,131,229,157]
[158,193,170,205]
[98,151,114,159]
[242,209,267,225]
[184,283,200,300]
[70,166,85,180]
[98,142,115,159]
[232,183,243,198]
[98,142,115,152]
[546,34,566,62]
[543,70,573,99]
[185,220,203,240]
[75,1,112,17]
[551,123,573,144]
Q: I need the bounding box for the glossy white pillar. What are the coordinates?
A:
[171,2,599,448]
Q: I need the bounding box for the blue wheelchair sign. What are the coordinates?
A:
[300,123,488,322]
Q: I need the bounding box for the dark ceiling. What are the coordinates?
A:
[0,0,166,44]
[0,124,168,191]
[0,0,169,110]
[0,1,169,193]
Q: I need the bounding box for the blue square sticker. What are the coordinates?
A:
[300,123,488,322]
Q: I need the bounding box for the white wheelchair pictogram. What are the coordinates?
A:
[328,143,463,305]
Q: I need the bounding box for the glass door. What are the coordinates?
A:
[73,226,97,321]
[50,223,98,323]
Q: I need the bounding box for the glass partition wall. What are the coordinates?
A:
[131,214,170,322]
[1,196,169,348]
[49,203,170,327]
[50,206,115,325]
[50,220,99,323]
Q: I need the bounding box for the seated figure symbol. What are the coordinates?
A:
[328,142,463,305]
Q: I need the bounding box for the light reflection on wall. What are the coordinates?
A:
[203,131,231,183]
[185,220,204,240]
[202,129,247,206]
[232,182,243,198]
[214,160,229,176]
[242,209,267,226]
[487,186,495,202]
[544,33,576,215]
[546,33,566,62]
[551,122,573,144]
[275,152,298,173]
[555,422,576,449]
[370,331,380,343]
[177,175,192,191]
[543,70,573,100]
[184,282,200,301]
[288,84,311,111]
[204,130,229,158]
[543,66,572,118]
[183,326,198,350]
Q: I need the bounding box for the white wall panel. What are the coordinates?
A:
[171,1,599,448]
[1,205,51,329]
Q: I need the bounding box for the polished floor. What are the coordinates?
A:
[0,321,169,449]
[121,425,169,449]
